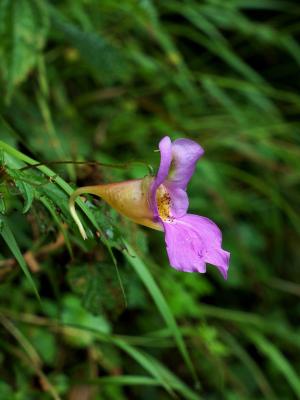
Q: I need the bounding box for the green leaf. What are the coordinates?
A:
[60,295,111,347]
[0,140,117,261]
[49,5,128,84]
[57,321,200,399]
[0,196,6,214]
[15,180,34,214]
[67,263,125,317]
[113,338,201,400]
[91,375,160,386]
[6,168,34,214]
[37,181,70,216]
[0,216,40,303]
[123,241,200,389]
[0,117,18,146]
[222,330,277,400]
[0,0,49,100]
[247,330,300,398]
[114,338,174,396]
[0,381,14,399]
[38,195,73,256]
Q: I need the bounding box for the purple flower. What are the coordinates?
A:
[70,136,230,279]
[149,136,230,279]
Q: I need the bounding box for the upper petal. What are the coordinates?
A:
[156,136,173,187]
[150,137,204,219]
[150,136,172,217]
[163,214,230,279]
[167,138,204,190]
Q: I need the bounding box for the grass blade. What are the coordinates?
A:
[123,241,200,389]
[246,330,300,398]
[90,375,160,386]
[0,217,40,303]
[111,337,201,400]
[222,330,277,400]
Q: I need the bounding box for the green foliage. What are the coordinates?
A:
[50,8,129,84]
[0,0,300,399]
[67,262,125,317]
[0,0,49,101]
[0,216,40,302]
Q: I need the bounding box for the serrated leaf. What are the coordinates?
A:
[38,181,71,220]
[5,168,34,213]
[14,179,34,214]
[0,0,49,100]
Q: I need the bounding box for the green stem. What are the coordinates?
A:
[19,160,154,175]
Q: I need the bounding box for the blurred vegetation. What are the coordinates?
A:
[0,0,300,399]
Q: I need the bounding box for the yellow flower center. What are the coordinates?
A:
[156,185,173,222]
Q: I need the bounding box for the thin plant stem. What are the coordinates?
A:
[19,160,154,175]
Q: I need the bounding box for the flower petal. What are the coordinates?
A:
[167,186,189,218]
[163,214,230,279]
[167,138,204,190]
[156,136,173,187]
[150,136,172,217]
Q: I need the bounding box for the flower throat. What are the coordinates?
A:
[156,185,173,222]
